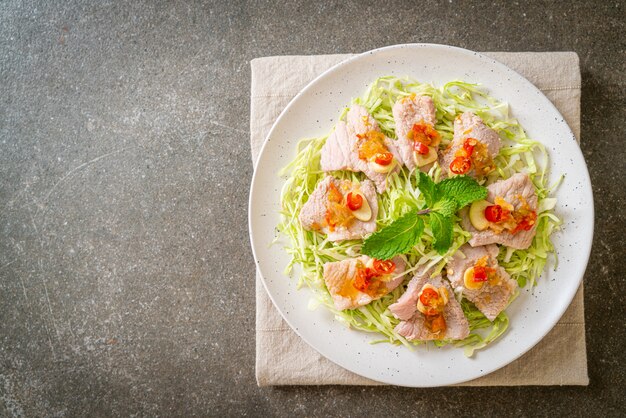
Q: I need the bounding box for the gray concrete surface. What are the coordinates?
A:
[0,0,624,416]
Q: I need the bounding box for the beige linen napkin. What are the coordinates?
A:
[250,52,588,386]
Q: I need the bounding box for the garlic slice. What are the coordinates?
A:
[468,199,491,231]
[413,146,438,167]
[463,267,484,290]
[439,287,449,305]
[349,191,372,222]
[369,158,396,173]
[416,283,438,314]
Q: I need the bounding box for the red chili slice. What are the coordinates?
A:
[450,156,471,174]
[346,192,363,211]
[374,152,393,166]
[372,259,396,275]
[472,266,489,282]
[419,287,439,307]
[463,138,477,156]
[353,268,371,292]
[414,142,429,155]
[484,205,503,223]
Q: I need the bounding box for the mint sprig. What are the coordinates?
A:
[361,211,424,260]
[361,173,487,259]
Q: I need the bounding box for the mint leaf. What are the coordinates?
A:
[361,211,425,260]
[431,197,458,217]
[437,175,487,209]
[417,172,438,207]
[429,212,453,255]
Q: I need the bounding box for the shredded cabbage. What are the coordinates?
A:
[276,76,561,355]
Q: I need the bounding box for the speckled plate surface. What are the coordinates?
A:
[248,44,593,387]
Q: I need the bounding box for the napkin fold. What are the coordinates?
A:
[250,51,588,386]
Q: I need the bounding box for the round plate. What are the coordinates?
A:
[248,44,593,387]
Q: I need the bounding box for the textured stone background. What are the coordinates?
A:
[0,1,624,416]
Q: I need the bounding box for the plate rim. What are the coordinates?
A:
[248,43,594,387]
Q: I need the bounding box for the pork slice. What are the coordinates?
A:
[320,121,359,172]
[392,95,437,172]
[454,112,502,155]
[323,255,407,310]
[446,244,517,321]
[345,105,402,193]
[446,244,499,287]
[320,108,402,193]
[460,173,538,249]
[298,176,378,242]
[392,95,437,140]
[346,104,380,138]
[440,112,502,178]
[387,267,431,321]
[390,272,470,341]
[462,266,517,321]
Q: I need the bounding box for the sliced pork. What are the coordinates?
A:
[440,112,501,178]
[460,173,538,249]
[320,121,358,171]
[320,105,403,193]
[389,269,470,341]
[299,176,378,241]
[323,256,407,310]
[446,244,518,321]
[392,95,437,172]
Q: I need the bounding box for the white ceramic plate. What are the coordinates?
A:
[248,44,593,387]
